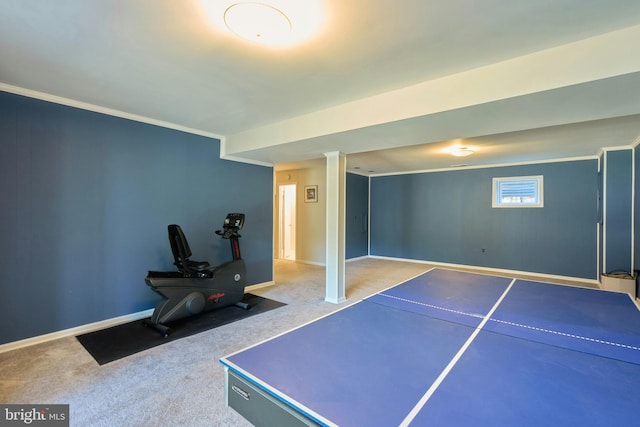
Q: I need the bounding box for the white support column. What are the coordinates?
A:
[324,151,347,304]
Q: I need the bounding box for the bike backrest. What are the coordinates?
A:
[168,224,193,269]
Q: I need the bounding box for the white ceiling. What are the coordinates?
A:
[1,0,640,175]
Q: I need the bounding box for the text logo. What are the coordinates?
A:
[1,405,69,426]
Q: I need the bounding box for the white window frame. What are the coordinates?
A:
[492,175,544,208]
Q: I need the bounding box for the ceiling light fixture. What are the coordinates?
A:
[441,140,477,158]
[450,146,474,157]
[224,3,292,45]
[201,1,325,47]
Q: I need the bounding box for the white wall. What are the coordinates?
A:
[275,159,327,265]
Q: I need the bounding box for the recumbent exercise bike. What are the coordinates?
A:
[144,213,248,336]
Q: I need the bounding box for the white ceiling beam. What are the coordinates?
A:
[223,24,640,158]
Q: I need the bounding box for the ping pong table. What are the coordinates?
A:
[220,268,640,426]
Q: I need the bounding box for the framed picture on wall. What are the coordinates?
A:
[305,185,318,203]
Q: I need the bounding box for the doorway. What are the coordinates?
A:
[279,184,297,260]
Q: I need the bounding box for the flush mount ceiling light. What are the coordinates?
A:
[442,141,476,157]
[201,0,325,47]
[450,146,474,157]
[224,3,292,44]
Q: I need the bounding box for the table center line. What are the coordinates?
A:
[399,278,517,427]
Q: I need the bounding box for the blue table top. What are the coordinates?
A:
[221,268,640,426]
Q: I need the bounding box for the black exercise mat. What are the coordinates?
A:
[76,294,285,365]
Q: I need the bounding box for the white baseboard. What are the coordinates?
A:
[0,309,154,355]
[246,280,276,291]
[1,258,601,354]
[0,280,278,355]
[367,255,601,286]
[291,259,326,267]
[281,256,367,265]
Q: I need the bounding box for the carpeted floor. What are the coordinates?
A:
[0,258,595,426]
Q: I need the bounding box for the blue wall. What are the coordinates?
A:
[634,146,640,298]
[0,91,273,345]
[598,153,604,280]
[636,147,640,276]
[605,150,633,273]
[370,160,599,279]
[346,173,369,259]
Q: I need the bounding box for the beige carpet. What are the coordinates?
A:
[0,259,432,426]
[0,258,594,426]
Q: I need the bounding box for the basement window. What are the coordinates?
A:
[492,176,543,208]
